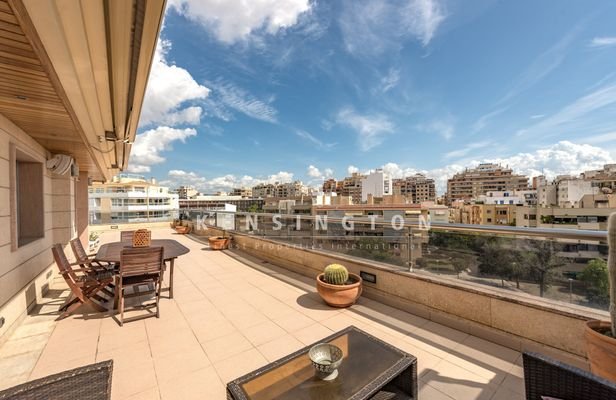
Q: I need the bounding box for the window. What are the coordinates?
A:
[12,146,44,248]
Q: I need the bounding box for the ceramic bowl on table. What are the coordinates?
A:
[309,343,343,381]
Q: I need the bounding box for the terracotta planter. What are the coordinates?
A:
[585,320,616,382]
[208,236,230,250]
[175,225,191,234]
[316,273,362,308]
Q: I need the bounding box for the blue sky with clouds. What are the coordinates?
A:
[128,0,616,194]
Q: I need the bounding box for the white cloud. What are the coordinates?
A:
[336,107,394,151]
[307,165,334,180]
[519,80,616,138]
[471,107,508,134]
[417,119,455,140]
[169,0,312,44]
[380,68,400,93]
[379,141,613,195]
[497,25,581,106]
[207,80,278,123]
[127,126,197,173]
[585,131,616,144]
[339,0,446,57]
[140,39,210,126]
[295,130,335,149]
[530,114,545,119]
[347,165,359,174]
[402,0,447,46]
[162,169,294,193]
[444,140,491,160]
[589,37,616,48]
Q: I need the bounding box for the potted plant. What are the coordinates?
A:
[208,235,230,250]
[88,231,99,252]
[585,212,616,381]
[170,218,180,228]
[175,221,192,234]
[316,264,362,308]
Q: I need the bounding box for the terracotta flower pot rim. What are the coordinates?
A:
[586,320,616,341]
[316,273,362,289]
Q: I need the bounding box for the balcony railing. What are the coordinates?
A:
[178,209,609,312]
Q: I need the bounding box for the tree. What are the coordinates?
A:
[520,240,565,297]
[579,258,610,306]
[247,204,262,213]
[451,256,473,279]
[477,239,513,287]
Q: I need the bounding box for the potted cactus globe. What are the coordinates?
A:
[585,212,616,381]
[316,264,362,308]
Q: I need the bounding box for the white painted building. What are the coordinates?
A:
[538,176,599,208]
[478,190,537,206]
[361,169,392,202]
[89,174,179,224]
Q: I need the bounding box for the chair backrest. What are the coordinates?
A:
[51,244,86,302]
[120,246,164,278]
[0,360,113,400]
[523,352,616,400]
[70,238,88,264]
[120,231,135,242]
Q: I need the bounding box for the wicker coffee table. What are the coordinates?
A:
[226,326,417,400]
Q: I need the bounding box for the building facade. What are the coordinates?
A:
[89,174,179,224]
[230,187,253,197]
[339,173,364,204]
[393,174,436,203]
[361,169,392,202]
[446,163,529,204]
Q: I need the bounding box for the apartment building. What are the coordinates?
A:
[392,174,436,203]
[361,169,392,202]
[446,163,529,204]
[450,203,518,225]
[537,175,599,208]
[252,183,277,198]
[263,196,312,214]
[230,187,253,198]
[322,178,338,193]
[477,190,537,206]
[180,196,264,212]
[339,173,364,204]
[276,181,309,198]
[89,174,179,224]
[176,185,199,199]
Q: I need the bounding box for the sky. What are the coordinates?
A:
[128,0,616,194]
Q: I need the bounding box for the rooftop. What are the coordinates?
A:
[0,228,526,400]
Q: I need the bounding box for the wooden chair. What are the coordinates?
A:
[118,246,164,326]
[51,244,115,320]
[120,231,135,242]
[70,238,115,272]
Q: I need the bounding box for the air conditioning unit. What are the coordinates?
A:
[46,154,73,175]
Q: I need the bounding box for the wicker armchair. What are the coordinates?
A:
[523,352,616,400]
[0,360,112,400]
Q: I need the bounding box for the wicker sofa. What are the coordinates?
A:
[523,352,616,400]
[0,361,112,400]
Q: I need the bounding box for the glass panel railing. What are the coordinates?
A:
[184,210,609,312]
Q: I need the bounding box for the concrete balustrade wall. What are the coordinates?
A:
[196,224,607,367]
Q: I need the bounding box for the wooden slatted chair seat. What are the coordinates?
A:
[120,231,135,242]
[118,246,164,326]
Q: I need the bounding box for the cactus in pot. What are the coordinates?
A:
[324,264,349,285]
[317,263,362,307]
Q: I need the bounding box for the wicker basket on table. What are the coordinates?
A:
[132,229,151,247]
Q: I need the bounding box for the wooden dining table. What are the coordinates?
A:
[95,239,190,299]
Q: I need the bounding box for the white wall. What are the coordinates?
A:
[361,170,392,202]
[0,113,78,341]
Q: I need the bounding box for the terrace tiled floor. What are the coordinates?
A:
[0,229,526,399]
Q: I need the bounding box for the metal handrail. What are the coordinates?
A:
[181,209,608,241]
